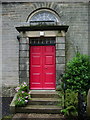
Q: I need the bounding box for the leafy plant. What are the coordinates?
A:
[61,106,78,117]
[14,82,31,107]
[1,115,13,120]
[60,53,90,117]
[61,89,78,117]
[57,89,64,107]
[15,97,26,107]
[15,82,28,92]
[63,53,90,93]
[65,89,78,108]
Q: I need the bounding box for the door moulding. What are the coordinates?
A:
[16,25,69,90]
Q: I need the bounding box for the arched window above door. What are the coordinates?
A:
[27,9,61,25]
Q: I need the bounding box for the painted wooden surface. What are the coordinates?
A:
[30,46,56,89]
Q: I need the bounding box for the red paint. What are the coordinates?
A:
[30,46,56,89]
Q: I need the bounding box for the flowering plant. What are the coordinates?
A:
[15,82,28,92]
[14,82,31,107]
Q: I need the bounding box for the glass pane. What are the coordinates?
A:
[29,38,55,45]
[30,11,58,25]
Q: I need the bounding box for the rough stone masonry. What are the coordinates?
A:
[2,2,89,97]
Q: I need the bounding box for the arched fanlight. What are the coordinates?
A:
[27,9,61,25]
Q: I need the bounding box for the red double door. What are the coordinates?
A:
[30,46,56,90]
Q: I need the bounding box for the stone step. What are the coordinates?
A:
[30,91,59,98]
[28,98,60,105]
[13,113,64,120]
[16,105,62,114]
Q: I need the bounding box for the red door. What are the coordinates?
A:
[30,46,56,89]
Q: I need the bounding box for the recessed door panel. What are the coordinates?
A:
[45,56,54,65]
[30,45,55,89]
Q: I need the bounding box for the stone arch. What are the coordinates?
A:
[26,2,63,23]
[26,8,61,25]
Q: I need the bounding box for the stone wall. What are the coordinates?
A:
[56,37,65,85]
[19,37,29,85]
[2,2,89,96]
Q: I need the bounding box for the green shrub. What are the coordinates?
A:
[63,53,90,92]
[60,53,90,117]
[61,89,78,117]
[65,89,78,108]
[61,106,78,117]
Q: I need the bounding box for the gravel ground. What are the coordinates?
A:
[2,97,13,117]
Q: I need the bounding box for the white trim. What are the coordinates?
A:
[24,31,65,37]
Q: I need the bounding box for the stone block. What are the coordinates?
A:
[20,51,29,57]
[20,70,29,78]
[10,93,18,114]
[20,44,29,51]
[19,64,29,71]
[10,87,16,97]
[56,64,65,71]
[56,57,65,64]
[19,58,29,64]
[2,87,10,97]
[20,37,29,44]
[56,50,65,56]
[2,86,16,97]
[56,44,65,50]
[2,72,18,77]
[56,37,65,44]
[56,70,64,82]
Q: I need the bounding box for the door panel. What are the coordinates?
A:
[45,56,53,65]
[30,46,42,89]
[43,46,55,89]
[30,46,55,89]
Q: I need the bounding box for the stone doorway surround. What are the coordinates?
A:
[16,25,68,89]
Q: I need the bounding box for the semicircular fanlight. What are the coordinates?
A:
[29,10,60,25]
